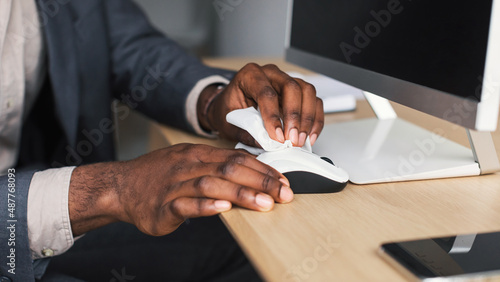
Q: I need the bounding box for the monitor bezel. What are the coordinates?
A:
[285,0,500,131]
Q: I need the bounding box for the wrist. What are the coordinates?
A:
[197,84,225,133]
[69,162,123,236]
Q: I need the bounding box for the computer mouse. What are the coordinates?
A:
[257,147,349,194]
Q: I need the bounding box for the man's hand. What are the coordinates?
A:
[198,63,324,147]
[68,144,293,237]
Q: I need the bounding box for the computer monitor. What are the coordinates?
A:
[286,0,500,183]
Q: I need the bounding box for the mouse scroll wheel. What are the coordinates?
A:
[320,157,335,166]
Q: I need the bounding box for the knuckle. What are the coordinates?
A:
[173,143,199,158]
[263,64,280,72]
[265,167,276,177]
[293,77,306,83]
[285,110,301,122]
[302,83,317,95]
[236,185,248,202]
[302,114,315,127]
[217,162,237,176]
[196,199,204,214]
[316,119,325,129]
[243,62,260,72]
[316,97,324,107]
[227,153,248,165]
[260,86,278,100]
[283,79,302,93]
[261,176,273,193]
[178,143,194,152]
[169,200,185,221]
[193,144,210,154]
[194,176,212,194]
[269,113,282,123]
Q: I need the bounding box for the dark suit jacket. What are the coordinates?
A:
[0,0,233,280]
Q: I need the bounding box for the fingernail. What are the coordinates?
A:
[214,200,232,212]
[310,133,318,146]
[255,194,274,211]
[280,186,294,203]
[279,177,290,187]
[289,128,299,146]
[299,132,307,147]
[276,127,285,143]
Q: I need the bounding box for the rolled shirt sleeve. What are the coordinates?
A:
[24,75,230,260]
[27,167,76,259]
[185,75,230,138]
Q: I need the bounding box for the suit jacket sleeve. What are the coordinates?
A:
[0,170,36,282]
[104,0,236,133]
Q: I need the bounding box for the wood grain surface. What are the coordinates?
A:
[151,57,500,282]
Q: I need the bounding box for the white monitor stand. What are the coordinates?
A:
[313,92,500,184]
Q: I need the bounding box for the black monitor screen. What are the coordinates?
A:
[290,0,493,101]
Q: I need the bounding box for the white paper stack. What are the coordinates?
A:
[287,72,362,113]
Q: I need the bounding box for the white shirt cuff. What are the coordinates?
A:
[185,75,230,138]
[27,166,76,259]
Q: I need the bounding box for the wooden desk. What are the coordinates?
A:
[151,58,500,282]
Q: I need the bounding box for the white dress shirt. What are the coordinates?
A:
[0,0,43,172]
[0,0,229,260]
[0,0,78,260]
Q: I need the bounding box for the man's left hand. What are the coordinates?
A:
[198,63,324,147]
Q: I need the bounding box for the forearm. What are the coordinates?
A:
[68,162,123,236]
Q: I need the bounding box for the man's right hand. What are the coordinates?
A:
[68,144,293,236]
